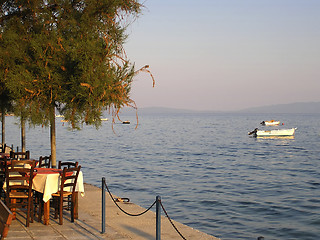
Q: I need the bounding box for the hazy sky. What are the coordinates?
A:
[125,0,320,111]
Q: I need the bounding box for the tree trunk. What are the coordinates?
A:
[50,105,57,168]
[1,108,5,146]
[21,117,26,152]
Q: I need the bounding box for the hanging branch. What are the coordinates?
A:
[134,65,155,87]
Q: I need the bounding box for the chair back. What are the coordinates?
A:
[38,156,51,168]
[59,166,81,194]
[5,160,36,194]
[9,150,30,160]
[58,161,78,169]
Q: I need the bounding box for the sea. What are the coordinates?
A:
[4,112,320,240]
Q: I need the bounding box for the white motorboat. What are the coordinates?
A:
[260,120,281,126]
[248,128,297,137]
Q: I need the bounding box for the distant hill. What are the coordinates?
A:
[119,107,199,115]
[139,107,199,114]
[238,102,320,114]
[117,102,320,115]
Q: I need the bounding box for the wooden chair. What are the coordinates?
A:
[0,199,13,240]
[52,165,81,225]
[58,161,78,169]
[9,150,30,160]
[38,156,51,168]
[5,160,36,227]
[58,161,79,218]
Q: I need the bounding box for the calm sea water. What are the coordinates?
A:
[4,112,320,240]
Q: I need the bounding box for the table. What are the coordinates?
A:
[32,168,85,225]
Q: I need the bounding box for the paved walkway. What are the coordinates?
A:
[6,183,220,240]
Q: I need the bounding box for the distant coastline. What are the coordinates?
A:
[237,101,320,114]
[121,101,320,115]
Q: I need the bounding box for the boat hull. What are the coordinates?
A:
[256,128,296,137]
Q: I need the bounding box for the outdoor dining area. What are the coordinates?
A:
[0,143,84,237]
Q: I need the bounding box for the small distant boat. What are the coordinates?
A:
[101,118,108,121]
[248,128,297,137]
[122,121,130,124]
[260,120,281,126]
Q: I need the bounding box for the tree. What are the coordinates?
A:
[0,87,13,146]
[0,28,14,147]
[0,0,147,167]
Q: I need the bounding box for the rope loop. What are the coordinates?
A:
[104,180,156,217]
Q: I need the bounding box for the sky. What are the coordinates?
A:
[124,0,320,111]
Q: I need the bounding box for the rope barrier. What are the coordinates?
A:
[102,178,187,239]
[160,201,187,240]
[103,180,156,217]
[102,178,263,239]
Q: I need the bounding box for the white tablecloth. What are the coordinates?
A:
[32,170,85,202]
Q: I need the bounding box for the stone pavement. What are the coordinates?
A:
[5,183,220,240]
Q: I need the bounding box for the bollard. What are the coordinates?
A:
[156,196,161,240]
[102,177,106,233]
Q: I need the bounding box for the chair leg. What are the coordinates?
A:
[36,193,44,222]
[71,194,75,222]
[31,199,34,223]
[59,196,63,225]
[26,199,31,227]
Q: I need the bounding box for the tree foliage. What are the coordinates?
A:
[0,0,143,129]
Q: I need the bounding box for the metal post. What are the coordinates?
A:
[156,196,161,240]
[102,177,106,233]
